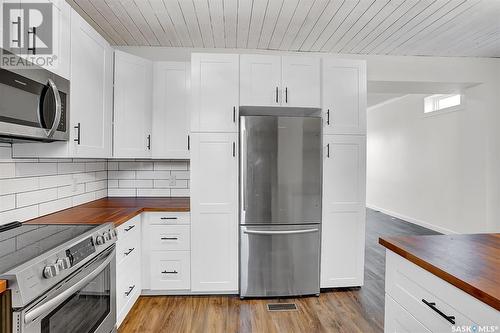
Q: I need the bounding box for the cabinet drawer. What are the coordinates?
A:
[150,251,190,290]
[116,227,140,265]
[147,212,190,225]
[116,248,141,313]
[117,215,141,240]
[385,294,430,333]
[150,225,190,251]
[385,250,498,330]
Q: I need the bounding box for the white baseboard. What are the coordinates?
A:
[366,204,457,234]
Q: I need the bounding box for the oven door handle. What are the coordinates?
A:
[44,78,62,138]
[24,248,114,324]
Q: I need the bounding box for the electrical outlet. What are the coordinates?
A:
[169,174,176,186]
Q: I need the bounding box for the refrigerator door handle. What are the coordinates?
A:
[243,229,319,235]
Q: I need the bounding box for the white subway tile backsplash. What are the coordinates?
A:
[85,162,106,172]
[171,171,189,180]
[0,177,39,195]
[119,161,153,171]
[153,161,188,171]
[39,174,74,189]
[0,163,15,179]
[0,195,16,212]
[58,184,85,199]
[108,188,136,197]
[72,192,96,206]
[95,171,107,181]
[39,197,72,216]
[107,162,118,170]
[136,170,170,179]
[108,170,135,179]
[16,162,57,177]
[171,188,190,197]
[0,205,39,224]
[17,188,58,207]
[58,162,85,174]
[119,179,153,188]
[137,188,171,197]
[86,180,106,192]
[108,180,118,188]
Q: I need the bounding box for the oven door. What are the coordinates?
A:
[16,246,116,333]
[0,66,68,142]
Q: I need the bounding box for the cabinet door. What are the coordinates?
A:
[240,54,281,107]
[190,133,238,292]
[191,54,239,132]
[321,135,366,288]
[113,50,152,158]
[322,58,366,135]
[281,56,320,108]
[152,62,190,159]
[69,9,113,158]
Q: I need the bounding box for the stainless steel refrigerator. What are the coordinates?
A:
[239,115,322,298]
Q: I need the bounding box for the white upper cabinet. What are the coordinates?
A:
[281,56,321,108]
[69,9,113,158]
[191,53,239,133]
[240,55,281,107]
[152,62,190,159]
[321,135,366,288]
[240,55,320,108]
[322,59,366,135]
[113,50,153,158]
[190,132,238,292]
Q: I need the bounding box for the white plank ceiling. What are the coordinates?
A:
[68,0,500,57]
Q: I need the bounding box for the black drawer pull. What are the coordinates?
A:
[161,237,178,240]
[160,217,178,220]
[124,225,135,232]
[161,270,178,274]
[422,299,455,324]
[125,285,135,296]
[124,248,135,256]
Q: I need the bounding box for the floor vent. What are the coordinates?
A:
[267,303,298,312]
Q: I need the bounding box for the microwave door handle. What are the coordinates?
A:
[243,229,319,235]
[23,248,114,324]
[44,78,62,138]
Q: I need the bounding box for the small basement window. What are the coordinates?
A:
[424,94,463,114]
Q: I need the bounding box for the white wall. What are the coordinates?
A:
[367,94,489,234]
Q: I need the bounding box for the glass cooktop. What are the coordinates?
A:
[0,222,98,274]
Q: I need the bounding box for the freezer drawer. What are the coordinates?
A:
[240,224,320,297]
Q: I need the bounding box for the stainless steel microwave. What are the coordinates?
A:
[0,61,69,142]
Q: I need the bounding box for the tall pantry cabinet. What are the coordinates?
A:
[190,54,239,292]
[320,58,367,288]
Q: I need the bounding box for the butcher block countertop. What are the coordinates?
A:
[24,197,190,227]
[379,233,500,311]
[0,280,6,294]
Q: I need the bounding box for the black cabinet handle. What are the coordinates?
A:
[161,270,178,274]
[124,248,135,256]
[327,143,330,158]
[327,109,330,125]
[275,86,279,103]
[232,142,236,157]
[187,135,190,150]
[124,225,135,232]
[233,106,236,123]
[125,285,135,296]
[12,16,21,47]
[74,123,81,144]
[161,237,178,240]
[285,87,288,103]
[28,26,36,54]
[147,134,151,150]
[422,299,456,324]
[160,217,178,220]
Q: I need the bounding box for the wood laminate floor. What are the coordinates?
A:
[119,209,439,333]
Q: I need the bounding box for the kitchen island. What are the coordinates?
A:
[380,234,500,332]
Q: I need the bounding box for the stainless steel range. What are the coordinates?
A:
[0,221,117,333]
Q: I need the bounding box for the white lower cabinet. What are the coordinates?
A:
[384,250,499,333]
[115,215,141,327]
[149,251,190,290]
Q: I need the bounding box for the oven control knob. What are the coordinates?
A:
[111,229,118,238]
[43,264,60,279]
[94,235,105,246]
[56,257,71,271]
[104,231,112,241]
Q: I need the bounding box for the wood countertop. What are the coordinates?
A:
[0,280,6,294]
[379,233,500,311]
[24,197,190,227]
